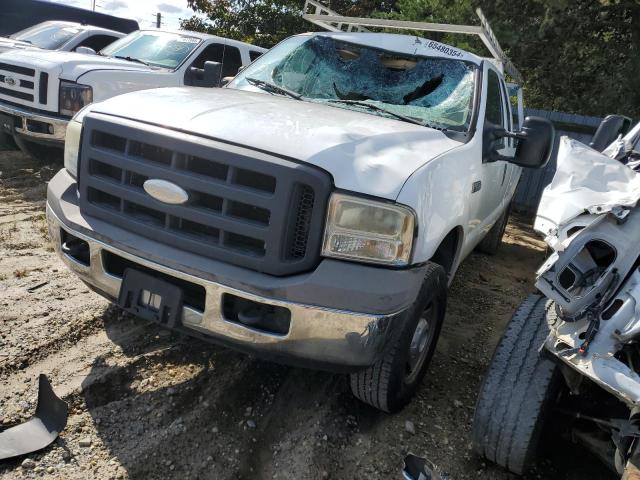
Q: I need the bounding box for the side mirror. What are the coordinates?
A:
[220,76,234,87]
[510,116,555,169]
[202,61,222,88]
[237,65,246,74]
[589,114,632,152]
[487,116,555,169]
[75,46,96,55]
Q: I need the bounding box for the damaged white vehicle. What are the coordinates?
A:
[473,119,640,477]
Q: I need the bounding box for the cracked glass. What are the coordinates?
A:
[231,35,477,132]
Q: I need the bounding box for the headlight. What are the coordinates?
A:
[59,81,93,117]
[322,193,415,266]
[64,119,82,179]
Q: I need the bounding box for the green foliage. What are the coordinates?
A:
[386,0,640,118]
[181,1,398,47]
[181,0,640,118]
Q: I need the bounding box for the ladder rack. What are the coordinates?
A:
[303,0,523,84]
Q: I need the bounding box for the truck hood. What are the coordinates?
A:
[0,38,34,53]
[89,87,463,199]
[0,48,155,80]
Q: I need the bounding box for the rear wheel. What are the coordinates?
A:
[472,294,560,474]
[350,262,447,413]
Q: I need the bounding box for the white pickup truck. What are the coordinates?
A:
[0,29,265,158]
[47,7,554,412]
[0,21,124,55]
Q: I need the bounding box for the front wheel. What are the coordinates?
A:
[350,262,447,413]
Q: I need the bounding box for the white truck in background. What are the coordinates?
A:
[0,21,124,55]
[0,29,266,158]
[47,4,555,412]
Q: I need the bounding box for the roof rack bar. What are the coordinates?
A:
[474,8,522,84]
[302,0,523,84]
[304,0,369,32]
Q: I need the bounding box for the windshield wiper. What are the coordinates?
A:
[326,99,437,128]
[113,55,151,66]
[246,77,302,100]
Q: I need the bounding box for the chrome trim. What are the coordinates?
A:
[143,179,190,205]
[0,102,67,141]
[46,204,402,367]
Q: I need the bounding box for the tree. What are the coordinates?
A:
[181,0,398,47]
[181,0,640,118]
[386,0,640,118]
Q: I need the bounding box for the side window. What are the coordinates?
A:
[189,43,225,70]
[78,34,120,52]
[222,46,243,77]
[499,81,514,147]
[485,69,506,149]
[249,50,263,62]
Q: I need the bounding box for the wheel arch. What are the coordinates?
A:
[430,225,464,280]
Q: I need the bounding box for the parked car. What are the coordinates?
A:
[473,119,640,477]
[46,12,554,413]
[0,21,124,55]
[0,29,266,158]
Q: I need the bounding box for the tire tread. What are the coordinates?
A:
[472,294,558,474]
[350,263,446,412]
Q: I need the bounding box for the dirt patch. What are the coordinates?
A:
[0,150,614,479]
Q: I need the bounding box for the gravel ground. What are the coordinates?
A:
[0,149,615,479]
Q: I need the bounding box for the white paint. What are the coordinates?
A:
[90,87,462,201]
[86,58,520,268]
[0,21,124,54]
[0,30,266,114]
[535,136,640,236]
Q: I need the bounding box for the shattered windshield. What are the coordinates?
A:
[230,35,477,132]
[100,31,201,69]
[10,23,81,50]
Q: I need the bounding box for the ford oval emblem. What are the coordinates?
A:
[143,179,189,205]
[4,76,16,87]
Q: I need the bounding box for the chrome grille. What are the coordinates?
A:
[78,115,331,276]
[0,63,47,106]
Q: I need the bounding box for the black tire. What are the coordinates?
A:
[472,294,560,475]
[350,262,447,413]
[476,204,510,255]
[14,136,63,162]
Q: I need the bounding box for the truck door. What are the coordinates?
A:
[476,67,510,228]
[498,79,519,207]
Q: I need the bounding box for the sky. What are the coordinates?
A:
[44,0,205,30]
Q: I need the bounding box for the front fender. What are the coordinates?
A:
[396,142,476,265]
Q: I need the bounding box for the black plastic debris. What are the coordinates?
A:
[402,454,446,480]
[0,374,68,460]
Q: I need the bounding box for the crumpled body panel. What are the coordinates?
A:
[533,130,640,406]
[534,137,640,238]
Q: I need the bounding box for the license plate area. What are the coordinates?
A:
[117,268,183,327]
[0,113,15,135]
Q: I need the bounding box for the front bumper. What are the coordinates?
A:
[47,169,422,371]
[0,102,67,143]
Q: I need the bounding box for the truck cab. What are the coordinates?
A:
[0,21,124,54]
[0,29,266,158]
[46,8,553,412]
